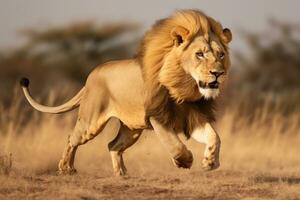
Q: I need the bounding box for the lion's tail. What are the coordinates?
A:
[20,77,85,114]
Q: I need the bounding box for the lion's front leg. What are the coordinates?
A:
[191,123,220,171]
[150,118,193,169]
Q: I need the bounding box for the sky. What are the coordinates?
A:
[0,0,299,52]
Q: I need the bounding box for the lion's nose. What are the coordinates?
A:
[210,70,224,78]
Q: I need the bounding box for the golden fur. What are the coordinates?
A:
[21,9,232,175]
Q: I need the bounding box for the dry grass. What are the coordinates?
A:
[0,90,299,199]
[0,153,12,175]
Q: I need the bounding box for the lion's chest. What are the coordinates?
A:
[172,100,216,136]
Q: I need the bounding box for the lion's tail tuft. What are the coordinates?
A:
[20,78,85,114]
[20,77,30,88]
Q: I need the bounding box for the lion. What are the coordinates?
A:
[20,9,232,175]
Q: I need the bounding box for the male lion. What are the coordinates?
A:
[20,9,232,175]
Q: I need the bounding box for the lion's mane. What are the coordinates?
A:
[138,10,230,135]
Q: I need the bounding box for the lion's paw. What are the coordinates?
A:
[57,168,77,175]
[58,161,77,175]
[114,167,127,177]
[201,156,220,171]
[172,149,193,169]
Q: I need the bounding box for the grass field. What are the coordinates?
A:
[0,91,300,200]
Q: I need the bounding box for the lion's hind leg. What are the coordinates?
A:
[108,123,142,176]
[58,115,110,175]
[58,142,78,175]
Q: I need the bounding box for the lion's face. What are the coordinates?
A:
[180,34,230,99]
[142,12,232,103]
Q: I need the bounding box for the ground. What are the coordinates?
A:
[1,169,300,200]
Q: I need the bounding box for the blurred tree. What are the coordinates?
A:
[235,20,300,95]
[0,21,139,103]
[227,20,300,116]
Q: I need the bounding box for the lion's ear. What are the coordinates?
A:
[171,26,189,46]
[222,28,232,43]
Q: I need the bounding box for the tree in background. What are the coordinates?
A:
[229,20,300,115]
[0,21,139,103]
[235,20,300,95]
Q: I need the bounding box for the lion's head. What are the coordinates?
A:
[139,9,232,100]
[138,9,232,125]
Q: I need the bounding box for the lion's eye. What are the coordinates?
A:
[196,52,204,59]
[219,52,225,60]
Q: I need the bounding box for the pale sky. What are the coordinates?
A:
[0,0,299,52]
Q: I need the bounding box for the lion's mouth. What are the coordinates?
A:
[198,80,219,89]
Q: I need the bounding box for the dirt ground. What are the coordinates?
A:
[1,169,300,200]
